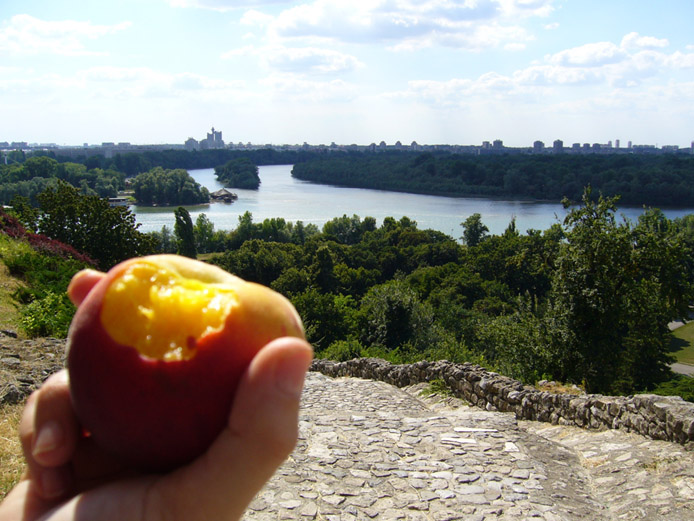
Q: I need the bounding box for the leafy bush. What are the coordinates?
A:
[0,208,95,266]
[320,339,364,362]
[421,379,454,397]
[648,375,694,403]
[20,291,74,338]
[0,226,89,338]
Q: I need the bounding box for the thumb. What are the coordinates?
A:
[152,337,313,521]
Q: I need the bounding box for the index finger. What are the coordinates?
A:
[67,269,106,307]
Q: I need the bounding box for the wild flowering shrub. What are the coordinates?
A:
[0,209,95,337]
[0,209,95,266]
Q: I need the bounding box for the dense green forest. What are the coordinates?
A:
[214,158,261,189]
[12,148,694,208]
[131,167,209,205]
[291,152,694,207]
[0,157,209,206]
[199,199,694,395]
[30,148,321,177]
[0,156,124,204]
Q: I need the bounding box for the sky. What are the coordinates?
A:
[1,0,693,148]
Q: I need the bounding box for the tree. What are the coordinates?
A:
[148,225,176,253]
[291,289,355,352]
[545,191,686,393]
[174,207,197,258]
[359,280,443,354]
[194,213,215,254]
[323,214,376,245]
[37,181,155,269]
[461,213,489,247]
[8,195,39,232]
[310,245,338,293]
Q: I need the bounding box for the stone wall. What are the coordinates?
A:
[311,358,694,447]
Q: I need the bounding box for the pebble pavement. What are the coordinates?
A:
[245,372,694,521]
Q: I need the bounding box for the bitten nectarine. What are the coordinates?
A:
[66,254,304,472]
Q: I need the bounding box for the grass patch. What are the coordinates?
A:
[670,322,694,365]
[0,260,24,335]
[0,403,25,500]
[535,380,585,395]
[421,378,454,397]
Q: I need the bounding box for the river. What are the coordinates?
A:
[132,165,694,238]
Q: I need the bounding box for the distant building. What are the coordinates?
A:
[185,137,199,151]
[553,139,564,153]
[200,127,224,149]
[661,145,680,153]
[533,140,544,153]
[210,188,238,203]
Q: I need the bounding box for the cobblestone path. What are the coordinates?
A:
[244,373,694,521]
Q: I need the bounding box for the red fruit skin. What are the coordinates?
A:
[66,258,304,472]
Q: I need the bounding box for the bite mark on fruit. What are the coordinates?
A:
[100,260,237,361]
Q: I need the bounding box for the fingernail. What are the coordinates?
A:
[40,467,67,499]
[275,348,311,399]
[33,420,64,458]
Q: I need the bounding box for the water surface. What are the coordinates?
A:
[133,165,694,238]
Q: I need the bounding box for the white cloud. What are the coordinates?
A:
[497,0,555,18]
[396,32,694,108]
[546,41,626,67]
[259,73,359,101]
[666,51,694,69]
[223,44,363,74]
[221,44,258,58]
[240,9,275,26]
[504,42,527,51]
[621,32,668,51]
[168,0,293,11]
[264,46,363,73]
[0,14,131,56]
[1,66,248,105]
[513,65,600,86]
[243,0,549,51]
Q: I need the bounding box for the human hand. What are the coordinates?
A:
[0,269,313,521]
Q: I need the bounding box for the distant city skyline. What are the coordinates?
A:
[3,129,691,156]
[1,1,693,147]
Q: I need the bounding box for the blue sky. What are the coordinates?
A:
[1,0,693,147]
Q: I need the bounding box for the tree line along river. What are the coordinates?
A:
[132,165,694,238]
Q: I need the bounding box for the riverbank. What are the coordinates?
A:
[133,165,694,236]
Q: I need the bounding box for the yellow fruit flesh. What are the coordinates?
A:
[101,262,237,361]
